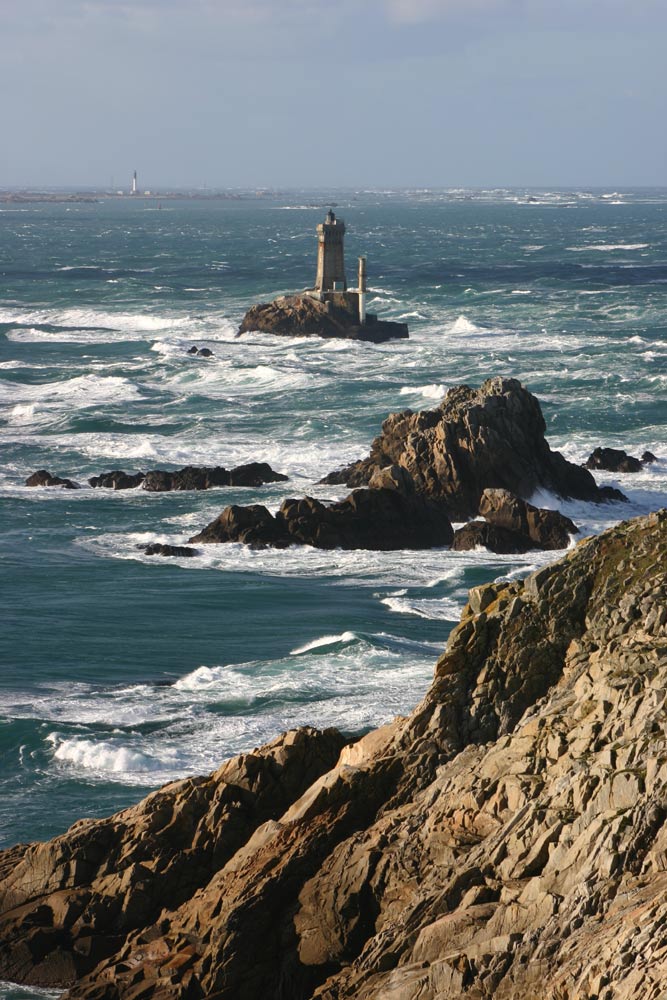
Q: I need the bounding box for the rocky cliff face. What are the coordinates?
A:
[322,377,624,518]
[2,510,666,1000]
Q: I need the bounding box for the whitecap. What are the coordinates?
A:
[290,631,358,655]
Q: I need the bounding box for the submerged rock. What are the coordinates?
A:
[138,543,198,558]
[238,293,409,344]
[25,469,80,489]
[322,377,626,518]
[3,510,667,999]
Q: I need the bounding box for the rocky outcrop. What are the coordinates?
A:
[189,468,454,551]
[585,446,653,473]
[238,293,409,344]
[86,463,287,491]
[3,510,667,1000]
[89,471,145,490]
[452,519,535,553]
[322,378,626,518]
[141,463,288,492]
[26,469,80,489]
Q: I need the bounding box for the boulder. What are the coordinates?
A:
[187,346,199,354]
[643,450,658,464]
[189,474,454,551]
[197,348,213,357]
[451,520,536,553]
[478,488,578,549]
[138,543,198,558]
[238,293,409,344]
[25,469,80,489]
[321,377,626,518]
[88,471,145,490]
[585,446,643,473]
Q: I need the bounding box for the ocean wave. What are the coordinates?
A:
[566,243,649,252]
[290,631,358,655]
[448,314,484,334]
[47,732,166,775]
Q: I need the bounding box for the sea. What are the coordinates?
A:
[1,188,666,996]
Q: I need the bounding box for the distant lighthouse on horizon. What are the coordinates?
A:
[131,170,137,196]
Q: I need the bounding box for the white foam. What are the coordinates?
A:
[48,733,165,774]
[566,243,649,252]
[382,596,464,621]
[399,383,446,400]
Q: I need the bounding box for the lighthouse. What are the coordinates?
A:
[131,170,137,196]
[315,210,347,292]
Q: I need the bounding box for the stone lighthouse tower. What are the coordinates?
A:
[315,210,347,293]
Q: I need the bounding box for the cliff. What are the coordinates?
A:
[2,510,666,999]
[237,293,409,344]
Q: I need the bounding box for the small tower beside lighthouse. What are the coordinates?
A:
[315,210,347,293]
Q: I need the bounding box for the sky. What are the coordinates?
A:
[1,0,666,189]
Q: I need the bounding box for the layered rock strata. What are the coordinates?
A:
[322,377,626,518]
[238,294,409,344]
[189,466,454,551]
[2,510,667,999]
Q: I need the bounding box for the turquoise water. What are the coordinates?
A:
[1,190,666,885]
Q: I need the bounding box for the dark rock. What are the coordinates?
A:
[452,520,536,553]
[585,447,643,473]
[90,464,287,492]
[228,462,289,487]
[25,469,80,489]
[322,377,625,518]
[642,450,657,464]
[138,543,198,558]
[189,474,453,551]
[238,293,409,344]
[187,346,199,354]
[598,484,629,502]
[197,348,213,357]
[479,488,578,549]
[189,503,291,548]
[88,471,145,490]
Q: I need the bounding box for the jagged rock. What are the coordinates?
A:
[585,446,643,473]
[451,520,535,553]
[88,471,145,490]
[189,476,454,551]
[0,727,345,991]
[4,511,667,1000]
[321,378,626,518]
[186,346,199,354]
[25,469,80,489]
[89,463,288,492]
[478,488,578,549]
[642,450,657,464]
[138,544,198,558]
[237,293,409,344]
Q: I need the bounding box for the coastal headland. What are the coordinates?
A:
[1,508,666,998]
